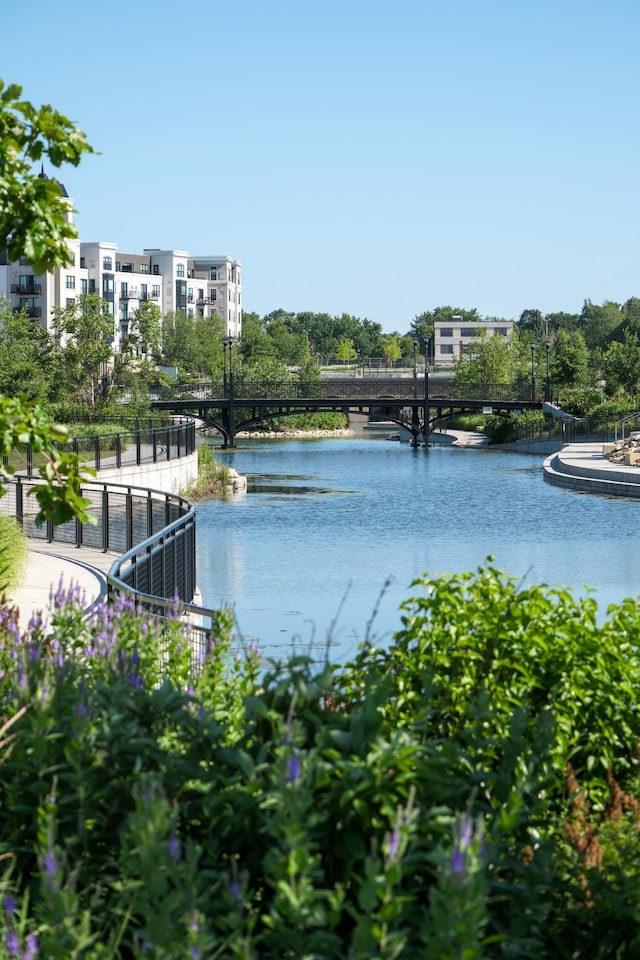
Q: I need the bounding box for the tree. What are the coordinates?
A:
[382,335,402,367]
[454,331,522,384]
[581,299,622,350]
[0,80,95,272]
[193,312,226,377]
[52,294,114,408]
[161,310,198,373]
[601,332,640,398]
[0,297,56,400]
[549,330,589,388]
[129,301,162,359]
[335,338,357,363]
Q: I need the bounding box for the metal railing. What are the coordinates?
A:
[4,416,196,476]
[141,378,547,404]
[3,473,214,663]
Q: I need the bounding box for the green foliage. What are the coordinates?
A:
[0,515,27,593]
[52,295,114,409]
[0,394,95,526]
[454,331,523,385]
[0,298,56,401]
[0,80,95,273]
[2,566,640,955]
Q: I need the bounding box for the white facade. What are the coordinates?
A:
[434,317,513,365]
[0,179,242,354]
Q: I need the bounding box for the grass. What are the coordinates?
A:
[0,515,28,593]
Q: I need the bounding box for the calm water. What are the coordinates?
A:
[196,437,640,661]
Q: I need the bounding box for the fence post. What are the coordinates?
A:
[101,488,109,552]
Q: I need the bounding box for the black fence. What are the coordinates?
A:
[3,473,214,665]
[4,416,196,476]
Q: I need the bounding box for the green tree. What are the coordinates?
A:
[161,310,198,373]
[455,331,522,384]
[52,294,114,408]
[382,335,402,367]
[549,330,589,388]
[129,300,162,359]
[601,331,640,397]
[238,311,275,361]
[0,80,95,272]
[0,297,55,400]
[581,299,622,350]
[335,338,357,363]
[193,312,226,377]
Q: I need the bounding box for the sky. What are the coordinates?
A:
[4,0,640,332]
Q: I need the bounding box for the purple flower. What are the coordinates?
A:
[4,929,19,956]
[44,850,57,877]
[24,933,38,960]
[459,817,473,849]
[168,833,181,862]
[4,894,16,916]
[387,827,400,861]
[287,753,301,784]
[230,878,242,907]
[451,849,465,876]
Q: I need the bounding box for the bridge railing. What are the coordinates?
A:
[143,378,542,404]
[3,416,196,476]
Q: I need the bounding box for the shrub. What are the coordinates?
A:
[2,565,640,955]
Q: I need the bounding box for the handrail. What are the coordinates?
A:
[4,416,197,476]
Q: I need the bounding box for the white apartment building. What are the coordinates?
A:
[0,174,242,354]
[434,316,513,365]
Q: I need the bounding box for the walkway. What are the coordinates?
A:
[543,443,640,497]
[7,541,117,627]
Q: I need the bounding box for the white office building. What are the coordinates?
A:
[434,316,513,365]
[0,175,242,354]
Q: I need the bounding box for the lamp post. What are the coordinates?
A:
[544,337,551,402]
[424,336,431,447]
[412,336,418,398]
[222,335,235,446]
[530,341,537,402]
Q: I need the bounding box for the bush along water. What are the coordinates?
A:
[2,562,640,956]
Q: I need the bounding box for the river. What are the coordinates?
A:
[195,435,640,662]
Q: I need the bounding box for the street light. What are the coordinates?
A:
[530,342,537,402]
[544,338,551,402]
[412,336,418,399]
[424,336,431,447]
[222,335,234,397]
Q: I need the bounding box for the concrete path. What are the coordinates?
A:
[6,541,118,627]
[543,442,640,498]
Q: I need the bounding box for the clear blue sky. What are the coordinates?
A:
[4,0,640,331]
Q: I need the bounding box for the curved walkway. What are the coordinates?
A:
[7,541,117,627]
[543,443,640,498]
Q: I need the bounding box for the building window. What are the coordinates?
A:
[176,263,185,277]
[210,267,217,281]
[103,256,112,270]
[121,282,128,298]
[141,283,148,300]
[80,279,88,295]
[80,257,86,268]
[66,298,75,308]
[115,261,121,272]
[120,303,128,320]
[495,327,509,336]
[210,289,217,301]
[440,344,454,355]
[140,263,149,274]
[460,328,478,337]
[440,327,453,337]
[65,275,75,289]
[151,285,160,299]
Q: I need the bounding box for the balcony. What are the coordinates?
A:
[120,288,139,300]
[27,307,41,318]
[11,283,41,295]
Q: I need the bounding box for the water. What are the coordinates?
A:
[196,437,640,661]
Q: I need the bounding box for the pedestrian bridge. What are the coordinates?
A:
[145,376,552,447]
